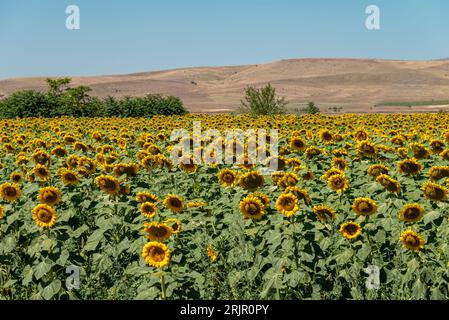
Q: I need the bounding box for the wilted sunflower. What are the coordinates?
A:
[37,187,62,207]
[164,218,182,234]
[32,204,57,228]
[142,242,171,268]
[143,222,172,241]
[0,182,21,202]
[163,194,184,213]
[397,158,422,175]
[95,175,120,195]
[376,174,401,193]
[239,195,265,220]
[60,169,80,185]
[352,197,377,216]
[399,230,425,251]
[313,205,337,223]
[33,164,50,181]
[399,203,425,223]
[339,221,362,240]
[421,181,448,201]
[276,193,299,218]
[136,192,159,203]
[239,171,264,191]
[327,174,349,193]
[10,171,23,184]
[140,202,158,219]
[217,168,238,187]
[207,245,218,263]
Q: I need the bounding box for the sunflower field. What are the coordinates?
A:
[1,113,449,300]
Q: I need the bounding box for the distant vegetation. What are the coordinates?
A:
[239,83,287,115]
[375,100,449,107]
[0,78,188,118]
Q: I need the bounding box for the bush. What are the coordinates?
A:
[239,83,287,115]
[304,102,320,114]
[0,78,188,118]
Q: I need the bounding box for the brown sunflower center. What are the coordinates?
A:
[345,224,358,235]
[149,247,166,262]
[404,208,420,219]
[4,187,17,197]
[149,226,169,238]
[37,209,52,223]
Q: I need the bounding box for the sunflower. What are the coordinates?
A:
[60,169,80,185]
[143,222,172,241]
[327,174,349,193]
[428,166,449,181]
[339,221,362,240]
[164,218,182,234]
[250,192,271,208]
[277,172,299,190]
[284,186,312,205]
[321,168,344,180]
[33,164,50,181]
[239,195,265,220]
[358,141,377,157]
[136,192,159,204]
[140,202,158,219]
[332,157,348,171]
[37,187,62,207]
[399,230,425,251]
[32,204,57,228]
[95,175,120,195]
[207,245,218,263]
[410,143,430,160]
[376,174,401,193]
[239,171,264,191]
[187,201,208,208]
[421,181,448,201]
[275,193,299,218]
[367,164,389,178]
[10,172,23,184]
[397,158,422,175]
[352,197,377,216]
[217,168,238,187]
[289,136,306,152]
[163,194,184,213]
[313,205,337,223]
[399,203,425,223]
[0,182,21,202]
[0,205,4,220]
[142,242,171,268]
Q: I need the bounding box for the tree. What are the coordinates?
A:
[240,83,287,115]
[304,102,320,114]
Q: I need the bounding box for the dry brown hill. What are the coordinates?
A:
[1,58,449,113]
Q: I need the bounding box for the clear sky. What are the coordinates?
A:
[1,0,448,79]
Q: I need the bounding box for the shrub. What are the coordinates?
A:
[304,102,320,114]
[240,83,287,115]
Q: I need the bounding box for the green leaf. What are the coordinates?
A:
[334,249,353,265]
[41,280,62,300]
[134,287,160,300]
[34,259,53,280]
[424,211,440,225]
[22,265,34,286]
[357,244,371,261]
[83,229,105,252]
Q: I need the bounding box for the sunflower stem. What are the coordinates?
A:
[160,273,167,300]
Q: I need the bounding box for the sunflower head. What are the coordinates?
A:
[33,164,50,181]
[140,202,158,219]
[95,175,120,195]
[164,218,182,234]
[398,158,422,175]
[142,242,171,268]
[239,195,265,220]
[368,164,389,178]
[250,192,271,209]
[421,181,448,202]
[327,174,349,193]
[399,203,425,223]
[277,172,299,190]
[284,186,312,205]
[10,172,23,184]
[0,182,21,202]
[217,168,238,187]
[313,205,337,223]
[163,194,184,213]
[37,187,62,207]
[275,193,299,218]
[352,197,377,216]
[143,222,172,241]
[400,230,425,251]
[207,245,218,263]
[136,192,159,204]
[32,204,57,228]
[239,171,265,191]
[339,221,362,240]
[376,174,401,193]
[60,169,80,185]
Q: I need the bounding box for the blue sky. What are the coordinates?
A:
[1,0,448,79]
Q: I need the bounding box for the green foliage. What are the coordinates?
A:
[0,78,188,118]
[304,102,320,114]
[240,83,287,115]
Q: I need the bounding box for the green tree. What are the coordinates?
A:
[240,83,287,115]
[304,102,320,114]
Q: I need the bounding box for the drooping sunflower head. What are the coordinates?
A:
[163,194,184,213]
[275,193,299,218]
[239,195,265,220]
[321,168,344,180]
[60,169,80,186]
[0,182,21,202]
[410,143,430,160]
[33,164,50,181]
[339,221,362,240]
[277,172,299,190]
[284,186,312,205]
[164,218,182,234]
[398,158,423,175]
[239,171,265,191]
[327,174,349,193]
[421,181,448,201]
[376,174,401,193]
[217,168,238,187]
[37,187,62,207]
[142,242,171,269]
[352,197,377,216]
[140,202,158,219]
[358,141,377,157]
[428,166,449,181]
[95,175,120,195]
[250,192,271,209]
[367,164,389,178]
[399,203,425,223]
[313,205,337,223]
[136,192,159,204]
[143,222,172,241]
[331,157,348,171]
[400,230,425,251]
[32,204,57,228]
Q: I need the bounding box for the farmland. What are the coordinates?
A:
[1,113,449,299]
